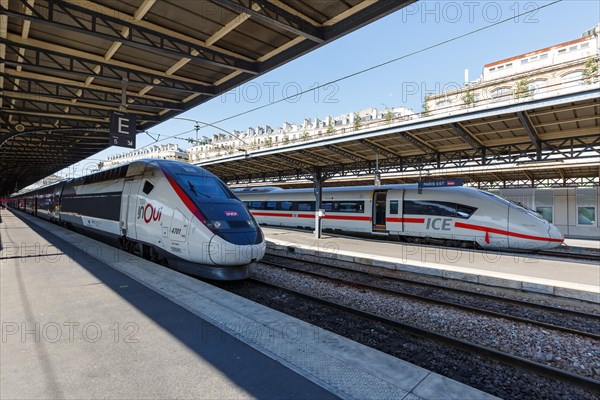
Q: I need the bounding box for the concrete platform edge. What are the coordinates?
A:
[266,241,600,304]
[14,212,498,400]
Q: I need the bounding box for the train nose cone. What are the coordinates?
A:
[547,225,564,247]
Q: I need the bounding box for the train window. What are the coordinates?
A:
[404,200,476,219]
[322,202,334,211]
[404,200,456,217]
[248,201,264,210]
[390,200,399,215]
[456,204,476,218]
[142,181,154,194]
[280,201,293,211]
[297,202,315,211]
[266,201,277,210]
[180,174,233,199]
[339,202,364,213]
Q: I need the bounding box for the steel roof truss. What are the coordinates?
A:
[397,131,436,154]
[517,111,542,160]
[451,123,485,155]
[0,39,215,94]
[212,0,324,43]
[275,154,314,169]
[325,145,368,162]
[358,139,400,159]
[3,0,258,74]
[1,96,160,122]
[0,73,185,110]
[297,149,337,166]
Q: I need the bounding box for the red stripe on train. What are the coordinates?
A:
[163,172,207,224]
[454,221,563,243]
[386,217,425,223]
[252,212,371,221]
[252,212,294,218]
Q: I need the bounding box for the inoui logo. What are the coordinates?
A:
[138,203,162,223]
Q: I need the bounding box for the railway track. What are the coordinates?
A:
[537,248,600,262]
[218,277,600,399]
[261,254,600,336]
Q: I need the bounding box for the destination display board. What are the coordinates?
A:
[418,179,464,193]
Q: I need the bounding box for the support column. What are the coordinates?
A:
[312,168,327,239]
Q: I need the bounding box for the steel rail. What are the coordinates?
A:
[245,277,600,393]
[261,255,600,335]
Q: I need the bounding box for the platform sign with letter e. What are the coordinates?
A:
[110,111,136,148]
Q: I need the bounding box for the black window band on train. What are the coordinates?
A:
[244,201,365,213]
[60,192,122,221]
[403,200,477,219]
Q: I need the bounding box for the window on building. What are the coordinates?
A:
[540,53,548,59]
[561,71,584,89]
[521,59,529,65]
[581,43,589,49]
[558,48,566,55]
[491,87,511,102]
[527,79,546,96]
[535,190,554,223]
[577,189,597,226]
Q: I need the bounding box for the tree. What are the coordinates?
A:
[353,112,362,131]
[462,87,475,108]
[326,120,334,135]
[282,134,289,144]
[384,109,393,124]
[583,57,599,85]
[302,130,309,141]
[422,96,431,117]
[265,137,273,147]
[513,79,533,100]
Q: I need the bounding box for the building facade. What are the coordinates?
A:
[187,106,414,162]
[426,24,599,115]
[102,144,189,170]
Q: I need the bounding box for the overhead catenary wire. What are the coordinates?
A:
[135,0,563,146]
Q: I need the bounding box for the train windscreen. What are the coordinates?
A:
[177,174,263,245]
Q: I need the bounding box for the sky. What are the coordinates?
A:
[58,0,600,178]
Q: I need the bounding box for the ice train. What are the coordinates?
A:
[9,160,266,280]
[234,184,564,250]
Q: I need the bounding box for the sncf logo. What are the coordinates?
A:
[138,203,163,223]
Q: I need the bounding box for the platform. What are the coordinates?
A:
[262,227,600,304]
[0,209,496,400]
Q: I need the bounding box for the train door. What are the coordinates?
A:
[120,179,140,239]
[372,190,387,232]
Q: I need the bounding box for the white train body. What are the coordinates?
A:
[235,185,564,250]
[11,160,266,280]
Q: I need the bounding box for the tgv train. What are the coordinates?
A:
[9,160,266,280]
[234,185,564,250]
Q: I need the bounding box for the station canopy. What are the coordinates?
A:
[197,89,600,188]
[0,0,415,194]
